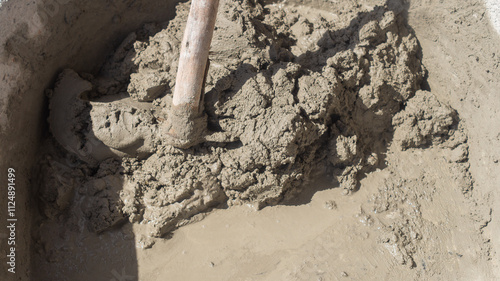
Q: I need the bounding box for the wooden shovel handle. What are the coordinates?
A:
[165,0,219,148]
[172,0,220,113]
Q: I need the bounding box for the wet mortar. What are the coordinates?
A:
[29,0,491,279]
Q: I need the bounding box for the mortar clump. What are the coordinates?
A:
[392,90,457,150]
[39,0,454,241]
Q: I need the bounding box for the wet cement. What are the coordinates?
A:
[40,0,457,249]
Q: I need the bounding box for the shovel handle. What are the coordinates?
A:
[172,0,220,113]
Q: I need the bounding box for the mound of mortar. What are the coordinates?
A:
[39,0,456,243]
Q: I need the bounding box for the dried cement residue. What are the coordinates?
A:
[38,0,459,246]
[485,0,500,35]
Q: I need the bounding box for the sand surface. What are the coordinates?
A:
[26,0,500,280]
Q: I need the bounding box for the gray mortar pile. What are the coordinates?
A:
[38,0,456,242]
